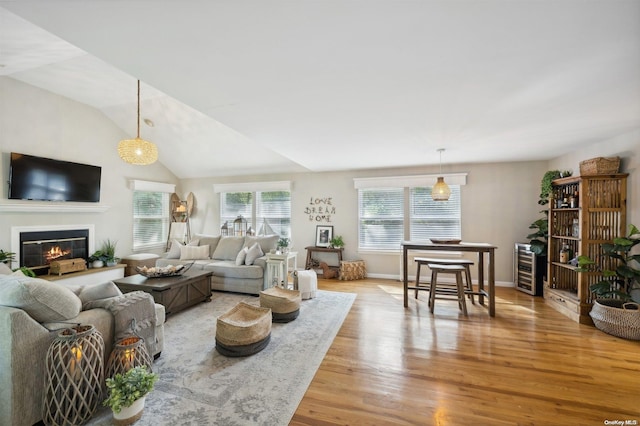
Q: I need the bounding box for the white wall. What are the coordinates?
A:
[180,160,549,283]
[0,77,179,258]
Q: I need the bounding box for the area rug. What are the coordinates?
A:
[88,289,355,425]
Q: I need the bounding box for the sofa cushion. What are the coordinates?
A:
[243,235,279,255]
[206,261,264,279]
[194,234,222,258]
[212,236,245,261]
[245,243,264,265]
[0,274,82,322]
[77,281,123,308]
[180,244,210,260]
[167,238,199,259]
[0,262,12,275]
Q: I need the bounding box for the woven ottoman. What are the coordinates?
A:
[260,287,301,323]
[339,260,366,281]
[215,302,272,357]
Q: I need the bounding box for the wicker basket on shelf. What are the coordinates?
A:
[579,157,620,175]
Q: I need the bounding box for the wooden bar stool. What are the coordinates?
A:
[427,264,468,316]
[414,257,475,304]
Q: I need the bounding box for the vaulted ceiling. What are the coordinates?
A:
[1,1,639,179]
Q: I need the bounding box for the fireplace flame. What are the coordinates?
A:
[45,246,72,262]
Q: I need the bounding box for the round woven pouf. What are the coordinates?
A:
[42,325,104,426]
[260,286,302,323]
[216,302,272,357]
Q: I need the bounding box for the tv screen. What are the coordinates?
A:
[8,152,101,202]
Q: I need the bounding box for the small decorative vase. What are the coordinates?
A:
[113,396,146,425]
[106,260,117,267]
[92,260,104,268]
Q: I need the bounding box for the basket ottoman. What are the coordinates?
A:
[339,260,366,281]
[215,302,272,357]
[260,286,301,323]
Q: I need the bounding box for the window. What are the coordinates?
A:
[216,182,292,238]
[409,186,461,240]
[358,188,404,250]
[131,180,175,251]
[355,174,466,251]
[133,191,170,250]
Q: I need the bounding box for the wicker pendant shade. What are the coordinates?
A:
[43,325,104,426]
[432,148,451,202]
[118,80,158,165]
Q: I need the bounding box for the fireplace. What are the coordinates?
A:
[11,225,95,276]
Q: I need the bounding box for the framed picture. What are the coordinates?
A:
[315,225,333,247]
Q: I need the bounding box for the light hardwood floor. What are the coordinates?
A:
[290,278,640,426]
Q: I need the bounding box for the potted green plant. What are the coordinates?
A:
[577,224,640,340]
[330,235,344,249]
[102,239,118,266]
[277,237,290,253]
[103,366,158,424]
[0,249,16,265]
[88,250,106,268]
[538,170,561,206]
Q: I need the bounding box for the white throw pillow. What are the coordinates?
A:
[167,239,199,259]
[245,243,264,265]
[179,244,210,260]
[235,246,249,266]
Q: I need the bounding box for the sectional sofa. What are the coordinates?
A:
[155,234,280,295]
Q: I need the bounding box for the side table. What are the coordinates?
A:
[266,251,297,288]
[305,246,343,275]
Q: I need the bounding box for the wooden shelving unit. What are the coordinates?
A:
[545,174,627,324]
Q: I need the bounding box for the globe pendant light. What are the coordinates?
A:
[118,80,158,165]
[432,148,451,201]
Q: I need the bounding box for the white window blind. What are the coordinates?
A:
[256,191,291,237]
[358,188,404,250]
[409,186,461,240]
[220,192,253,229]
[133,191,170,250]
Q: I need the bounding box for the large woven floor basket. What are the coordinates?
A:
[590,299,640,340]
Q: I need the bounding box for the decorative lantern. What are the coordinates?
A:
[106,335,153,379]
[43,325,104,426]
[233,215,247,236]
[220,221,230,236]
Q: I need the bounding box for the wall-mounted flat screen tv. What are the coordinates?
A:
[8,152,102,202]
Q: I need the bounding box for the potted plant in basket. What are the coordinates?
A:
[577,224,640,340]
[103,366,158,425]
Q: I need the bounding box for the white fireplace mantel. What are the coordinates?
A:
[0,200,109,213]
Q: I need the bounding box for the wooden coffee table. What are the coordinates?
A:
[113,270,213,316]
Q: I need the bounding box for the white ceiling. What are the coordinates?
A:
[1,1,639,179]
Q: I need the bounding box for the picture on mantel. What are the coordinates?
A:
[305,197,336,222]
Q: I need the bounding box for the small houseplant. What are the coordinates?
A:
[0,249,16,265]
[538,170,561,206]
[103,366,158,424]
[577,224,640,340]
[277,237,290,253]
[88,239,119,267]
[330,235,344,249]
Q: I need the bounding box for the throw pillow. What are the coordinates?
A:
[166,239,199,259]
[180,244,210,260]
[243,235,279,254]
[77,281,123,308]
[0,274,82,322]
[245,243,264,266]
[235,246,249,266]
[194,234,221,258]
[0,262,12,275]
[212,236,245,261]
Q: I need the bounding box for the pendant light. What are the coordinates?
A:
[118,80,158,165]
[432,148,451,201]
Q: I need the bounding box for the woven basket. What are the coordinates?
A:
[590,299,640,340]
[579,157,620,175]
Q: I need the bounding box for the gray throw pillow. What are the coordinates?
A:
[0,262,12,275]
[212,236,245,260]
[194,234,222,258]
[0,274,82,322]
[77,281,123,308]
[245,243,264,265]
[243,235,279,254]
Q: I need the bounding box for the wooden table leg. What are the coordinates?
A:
[478,252,485,305]
[403,246,409,307]
[489,249,496,317]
